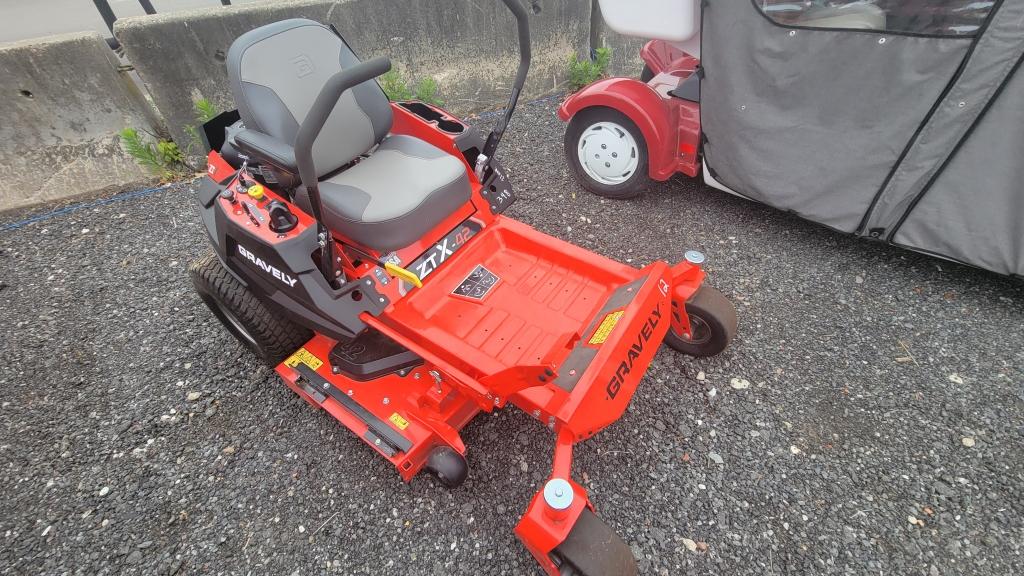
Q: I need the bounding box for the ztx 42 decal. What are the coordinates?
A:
[404,220,482,286]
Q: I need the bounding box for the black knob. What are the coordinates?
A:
[266,200,298,233]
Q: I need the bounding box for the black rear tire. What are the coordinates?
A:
[564,107,649,199]
[552,508,638,576]
[639,65,654,83]
[189,253,312,365]
[663,286,737,357]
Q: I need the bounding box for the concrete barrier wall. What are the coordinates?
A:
[0,0,650,213]
[0,32,155,212]
[115,0,591,147]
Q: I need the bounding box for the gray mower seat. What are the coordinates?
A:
[227,18,470,252]
[308,135,469,251]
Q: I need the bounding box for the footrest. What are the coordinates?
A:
[329,328,423,381]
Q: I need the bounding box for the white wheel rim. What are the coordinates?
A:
[576,121,640,185]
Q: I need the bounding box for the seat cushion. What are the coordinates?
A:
[315,135,471,252]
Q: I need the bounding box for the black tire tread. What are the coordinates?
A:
[663,286,737,357]
[190,253,311,365]
[553,508,638,576]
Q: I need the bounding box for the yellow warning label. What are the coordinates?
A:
[588,310,624,345]
[284,347,323,371]
[388,412,409,430]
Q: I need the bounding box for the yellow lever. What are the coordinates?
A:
[385,262,423,288]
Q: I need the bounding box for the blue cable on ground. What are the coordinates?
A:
[0,182,183,233]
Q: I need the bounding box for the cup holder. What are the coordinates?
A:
[399,102,465,134]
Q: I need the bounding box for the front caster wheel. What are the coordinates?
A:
[552,508,638,576]
[663,286,738,357]
[565,107,649,199]
[425,446,468,489]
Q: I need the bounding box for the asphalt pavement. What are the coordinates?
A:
[1,98,1022,575]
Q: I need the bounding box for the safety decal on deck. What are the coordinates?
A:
[588,310,624,345]
[388,412,410,430]
[451,265,499,300]
[284,347,323,371]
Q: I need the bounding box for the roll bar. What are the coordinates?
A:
[294,56,392,219]
[292,56,392,284]
[478,0,533,175]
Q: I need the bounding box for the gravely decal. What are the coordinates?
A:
[237,244,298,287]
[606,303,662,400]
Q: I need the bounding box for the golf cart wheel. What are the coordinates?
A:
[189,253,311,366]
[565,107,649,199]
[639,65,655,83]
[425,446,468,489]
[552,508,638,576]
[663,286,737,357]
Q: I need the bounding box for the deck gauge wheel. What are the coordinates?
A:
[425,446,468,488]
[663,286,738,357]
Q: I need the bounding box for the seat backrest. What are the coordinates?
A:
[227,19,392,177]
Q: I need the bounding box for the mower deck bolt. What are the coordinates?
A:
[382,397,389,405]
[332,365,340,374]
[347,389,353,396]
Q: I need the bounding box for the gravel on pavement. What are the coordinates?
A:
[1,98,1022,575]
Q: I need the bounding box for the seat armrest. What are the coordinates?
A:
[233,129,298,174]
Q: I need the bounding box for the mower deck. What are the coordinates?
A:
[276,215,679,478]
[276,334,479,482]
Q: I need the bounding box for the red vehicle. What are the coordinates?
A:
[561,39,702,199]
[189,2,736,574]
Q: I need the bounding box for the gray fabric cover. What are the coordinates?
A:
[227,18,392,177]
[863,1,1024,237]
[700,1,971,233]
[893,57,1024,275]
[309,135,471,252]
